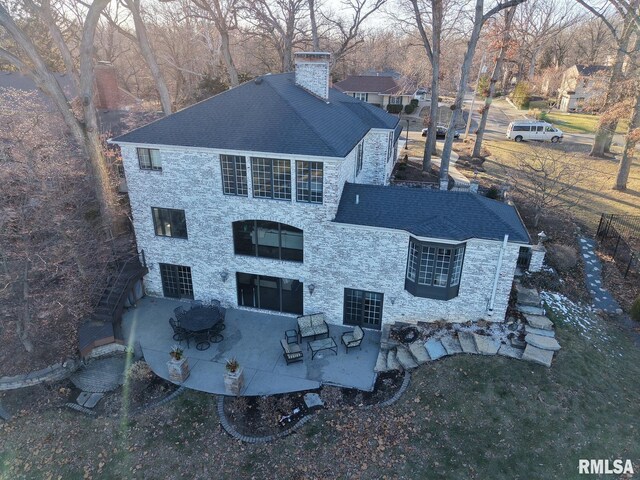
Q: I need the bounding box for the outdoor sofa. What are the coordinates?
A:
[297,313,329,342]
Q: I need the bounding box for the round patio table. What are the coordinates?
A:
[180,306,221,332]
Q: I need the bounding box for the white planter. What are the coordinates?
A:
[167,357,190,383]
[223,367,244,396]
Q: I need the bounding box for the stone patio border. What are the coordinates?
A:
[361,370,411,410]
[0,358,80,391]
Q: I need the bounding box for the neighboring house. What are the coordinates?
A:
[556,64,609,112]
[334,74,415,109]
[112,52,532,332]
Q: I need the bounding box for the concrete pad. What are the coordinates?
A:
[516,285,540,307]
[524,314,554,331]
[472,334,500,355]
[374,350,389,373]
[458,331,478,354]
[424,339,447,360]
[525,325,556,338]
[526,333,561,351]
[408,342,431,364]
[441,336,463,355]
[498,344,524,359]
[387,349,401,371]
[518,305,546,316]
[522,344,554,367]
[396,346,419,369]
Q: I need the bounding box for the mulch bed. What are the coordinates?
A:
[223,371,406,437]
[101,367,178,416]
[391,157,440,184]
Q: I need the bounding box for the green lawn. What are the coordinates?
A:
[540,111,628,134]
[1,294,639,479]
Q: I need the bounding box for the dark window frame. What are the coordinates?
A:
[404,238,466,300]
[232,220,303,262]
[152,207,188,239]
[137,147,162,171]
[220,155,248,196]
[343,288,383,330]
[251,157,291,200]
[159,263,194,299]
[296,160,323,204]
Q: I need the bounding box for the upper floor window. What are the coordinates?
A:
[405,238,465,300]
[251,157,291,200]
[221,155,248,196]
[138,148,161,171]
[356,142,363,177]
[296,161,323,204]
[389,96,403,105]
[233,220,303,262]
[353,92,368,101]
[152,207,187,239]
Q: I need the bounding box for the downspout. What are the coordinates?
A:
[487,235,509,316]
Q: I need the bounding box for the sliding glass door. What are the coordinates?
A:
[236,272,303,314]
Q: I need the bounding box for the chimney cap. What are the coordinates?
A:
[294,52,331,62]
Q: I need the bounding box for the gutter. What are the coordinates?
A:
[487,234,509,316]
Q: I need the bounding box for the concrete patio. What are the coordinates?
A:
[121,297,381,396]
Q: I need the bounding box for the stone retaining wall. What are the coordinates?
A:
[0,359,80,391]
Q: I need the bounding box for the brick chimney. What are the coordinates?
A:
[94,61,121,110]
[294,52,331,101]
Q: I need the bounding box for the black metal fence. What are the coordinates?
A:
[596,214,640,278]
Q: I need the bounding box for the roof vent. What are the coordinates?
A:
[254,77,263,85]
[355,194,359,205]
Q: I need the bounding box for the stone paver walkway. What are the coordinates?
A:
[70,356,127,393]
[578,237,622,314]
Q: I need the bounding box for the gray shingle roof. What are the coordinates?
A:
[575,64,610,76]
[334,75,413,95]
[113,73,399,158]
[334,183,531,244]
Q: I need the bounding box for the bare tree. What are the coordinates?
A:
[576,0,638,157]
[439,0,527,187]
[189,0,241,86]
[0,1,117,228]
[308,0,320,50]
[506,146,592,227]
[243,0,309,72]
[472,6,516,158]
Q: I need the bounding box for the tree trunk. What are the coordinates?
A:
[440,1,486,186]
[18,261,34,353]
[472,6,516,159]
[219,28,239,86]
[614,83,640,190]
[423,0,442,172]
[590,16,635,157]
[308,0,320,51]
[127,0,172,115]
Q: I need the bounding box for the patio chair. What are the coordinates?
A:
[169,317,191,348]
[341,325,364,354]
[174,305,187,321]
[209,299,221,309]
[280,339,303,365]
[192,300,203,307]
[194,330,211,351]
[207,321,224,344]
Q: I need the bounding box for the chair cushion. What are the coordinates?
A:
[353,326,364,341]
[343,333,355,344]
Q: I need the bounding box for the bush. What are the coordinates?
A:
[511,81,531,109]
[546,244,578,272]
[404,103,416,114]
[410,98,419,107]
[387,104,403,114]
[485,186,501,199]
[631,297,640,321]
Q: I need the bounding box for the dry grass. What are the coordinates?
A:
[479,140,640,231]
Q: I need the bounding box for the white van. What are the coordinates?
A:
[506,120,563,143]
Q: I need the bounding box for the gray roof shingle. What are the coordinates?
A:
[334,183,531,244]
[112,73,399,158]
[334,75,413,95]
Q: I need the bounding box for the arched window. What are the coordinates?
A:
[405,238,465,300]
[232,220,303,262]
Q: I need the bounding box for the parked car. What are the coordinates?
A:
[506,120,563,143]
[421,125,460,139]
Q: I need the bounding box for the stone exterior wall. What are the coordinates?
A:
[359,129,394,185]
[528,244,546,272]
[121,141,521,328]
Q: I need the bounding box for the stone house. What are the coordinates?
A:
[334,74,415,109]
[112,52,532,331]
[556,64,610,112]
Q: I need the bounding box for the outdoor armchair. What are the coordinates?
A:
[341,325,364,353]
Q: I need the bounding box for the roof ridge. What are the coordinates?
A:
[266,75,353,158]
[472,194,523,240]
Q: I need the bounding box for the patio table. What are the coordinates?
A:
[180,306,221,333]
[307,337,338,359]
